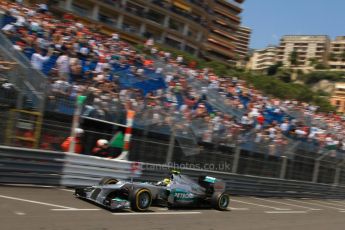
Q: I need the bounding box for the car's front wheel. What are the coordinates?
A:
[211,192,230,211]
[130,188,152,211]
[98,177,118,185]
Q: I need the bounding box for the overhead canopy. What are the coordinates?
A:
[173,0,191,12]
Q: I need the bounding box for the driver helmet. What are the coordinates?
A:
[157,178,171,186]
[163,178,171,185]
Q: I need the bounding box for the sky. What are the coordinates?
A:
[241,0,345,49]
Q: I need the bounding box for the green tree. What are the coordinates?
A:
[340,51,345,61]
[314,63,328,69]
[329,52,338,61]
[276,69,292,83]
[308,58,319,67]
[289,50,299,66]
[266,61,283,76]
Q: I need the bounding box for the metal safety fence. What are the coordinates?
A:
[0,145,141,186]
[141,162,345,199]
[1,112,345,187]
[1,145,345,198]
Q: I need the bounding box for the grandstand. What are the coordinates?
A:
[0,0,345,185]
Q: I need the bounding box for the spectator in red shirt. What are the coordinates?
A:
[61,128,84,154]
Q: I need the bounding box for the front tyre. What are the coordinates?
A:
[98,177,118,185]
[130,188,152,211]
[211,192,230,211]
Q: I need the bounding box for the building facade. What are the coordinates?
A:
[330,83,345,113]
[329,36,345,70]
[247,46,278,71]
[39,0,246,64]
[204,0,244,63]
[277,35,330,70]
[234,26,251,60]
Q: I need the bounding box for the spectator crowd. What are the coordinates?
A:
[1,0,345,157]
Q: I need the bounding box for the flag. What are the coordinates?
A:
[110,131,124,149]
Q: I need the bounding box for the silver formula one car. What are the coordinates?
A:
[75,171,230,211]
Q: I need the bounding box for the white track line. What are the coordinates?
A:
[14,211,26,216]
[231,199,290,211]
[60,189,75,193]
[229,207,249,211]
[51,209,100,211]
[308,200,345,208]
[327,200,345,205]
[0,194,76,210]
[1,184,55,188]
[112,211,201,216]
[286,199,345,211]
[252,198,321,211]
[324,200,345,208]
[265,211,307,214]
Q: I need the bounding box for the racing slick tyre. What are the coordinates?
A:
[211,192,230,211]
[98,177,119,185]
[130,188,152,212]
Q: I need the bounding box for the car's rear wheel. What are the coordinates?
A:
[99,177,118,185]
[130,188,152,211]
[211,192,229,211]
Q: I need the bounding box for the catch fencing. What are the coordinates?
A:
[0,32,46,112]
[1,113,345,187]
[1,145,345,198]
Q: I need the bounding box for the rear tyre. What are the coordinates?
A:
[98,177,118,185]
[130,188,152,211]
[211,192,229,211]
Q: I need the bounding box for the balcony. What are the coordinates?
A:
[207,37,235,51]
[150,0,207,26]
[211,29,237,42]
[214,6,241,23]
[187,0,211,12]
[215,0,242,14]
[335,90,345,95]
[212,21,235,34]
[124,2,145,17]
[206,50,236,63]
[100,0,123,8]
[213,18,238,31]
[208,36,235,50]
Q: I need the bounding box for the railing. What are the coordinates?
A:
[1,108,345,186]
[0,145,141,186]
[1,145,345,198]
[142,162,345,198]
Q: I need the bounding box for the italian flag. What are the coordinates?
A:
[109,131,124,149]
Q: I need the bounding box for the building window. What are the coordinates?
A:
[99,13,116,25]
[146,10,165,24]
[169,19,184,33]
[125,2,145,17]
[165,37,183,50]
[185,45,196,54]
[71,3,90,16]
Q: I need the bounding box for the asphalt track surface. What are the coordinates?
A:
[1,185,345,230]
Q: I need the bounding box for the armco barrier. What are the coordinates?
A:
[141,163,345,199]
[1,146,345,198]
[0,146,141,186]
